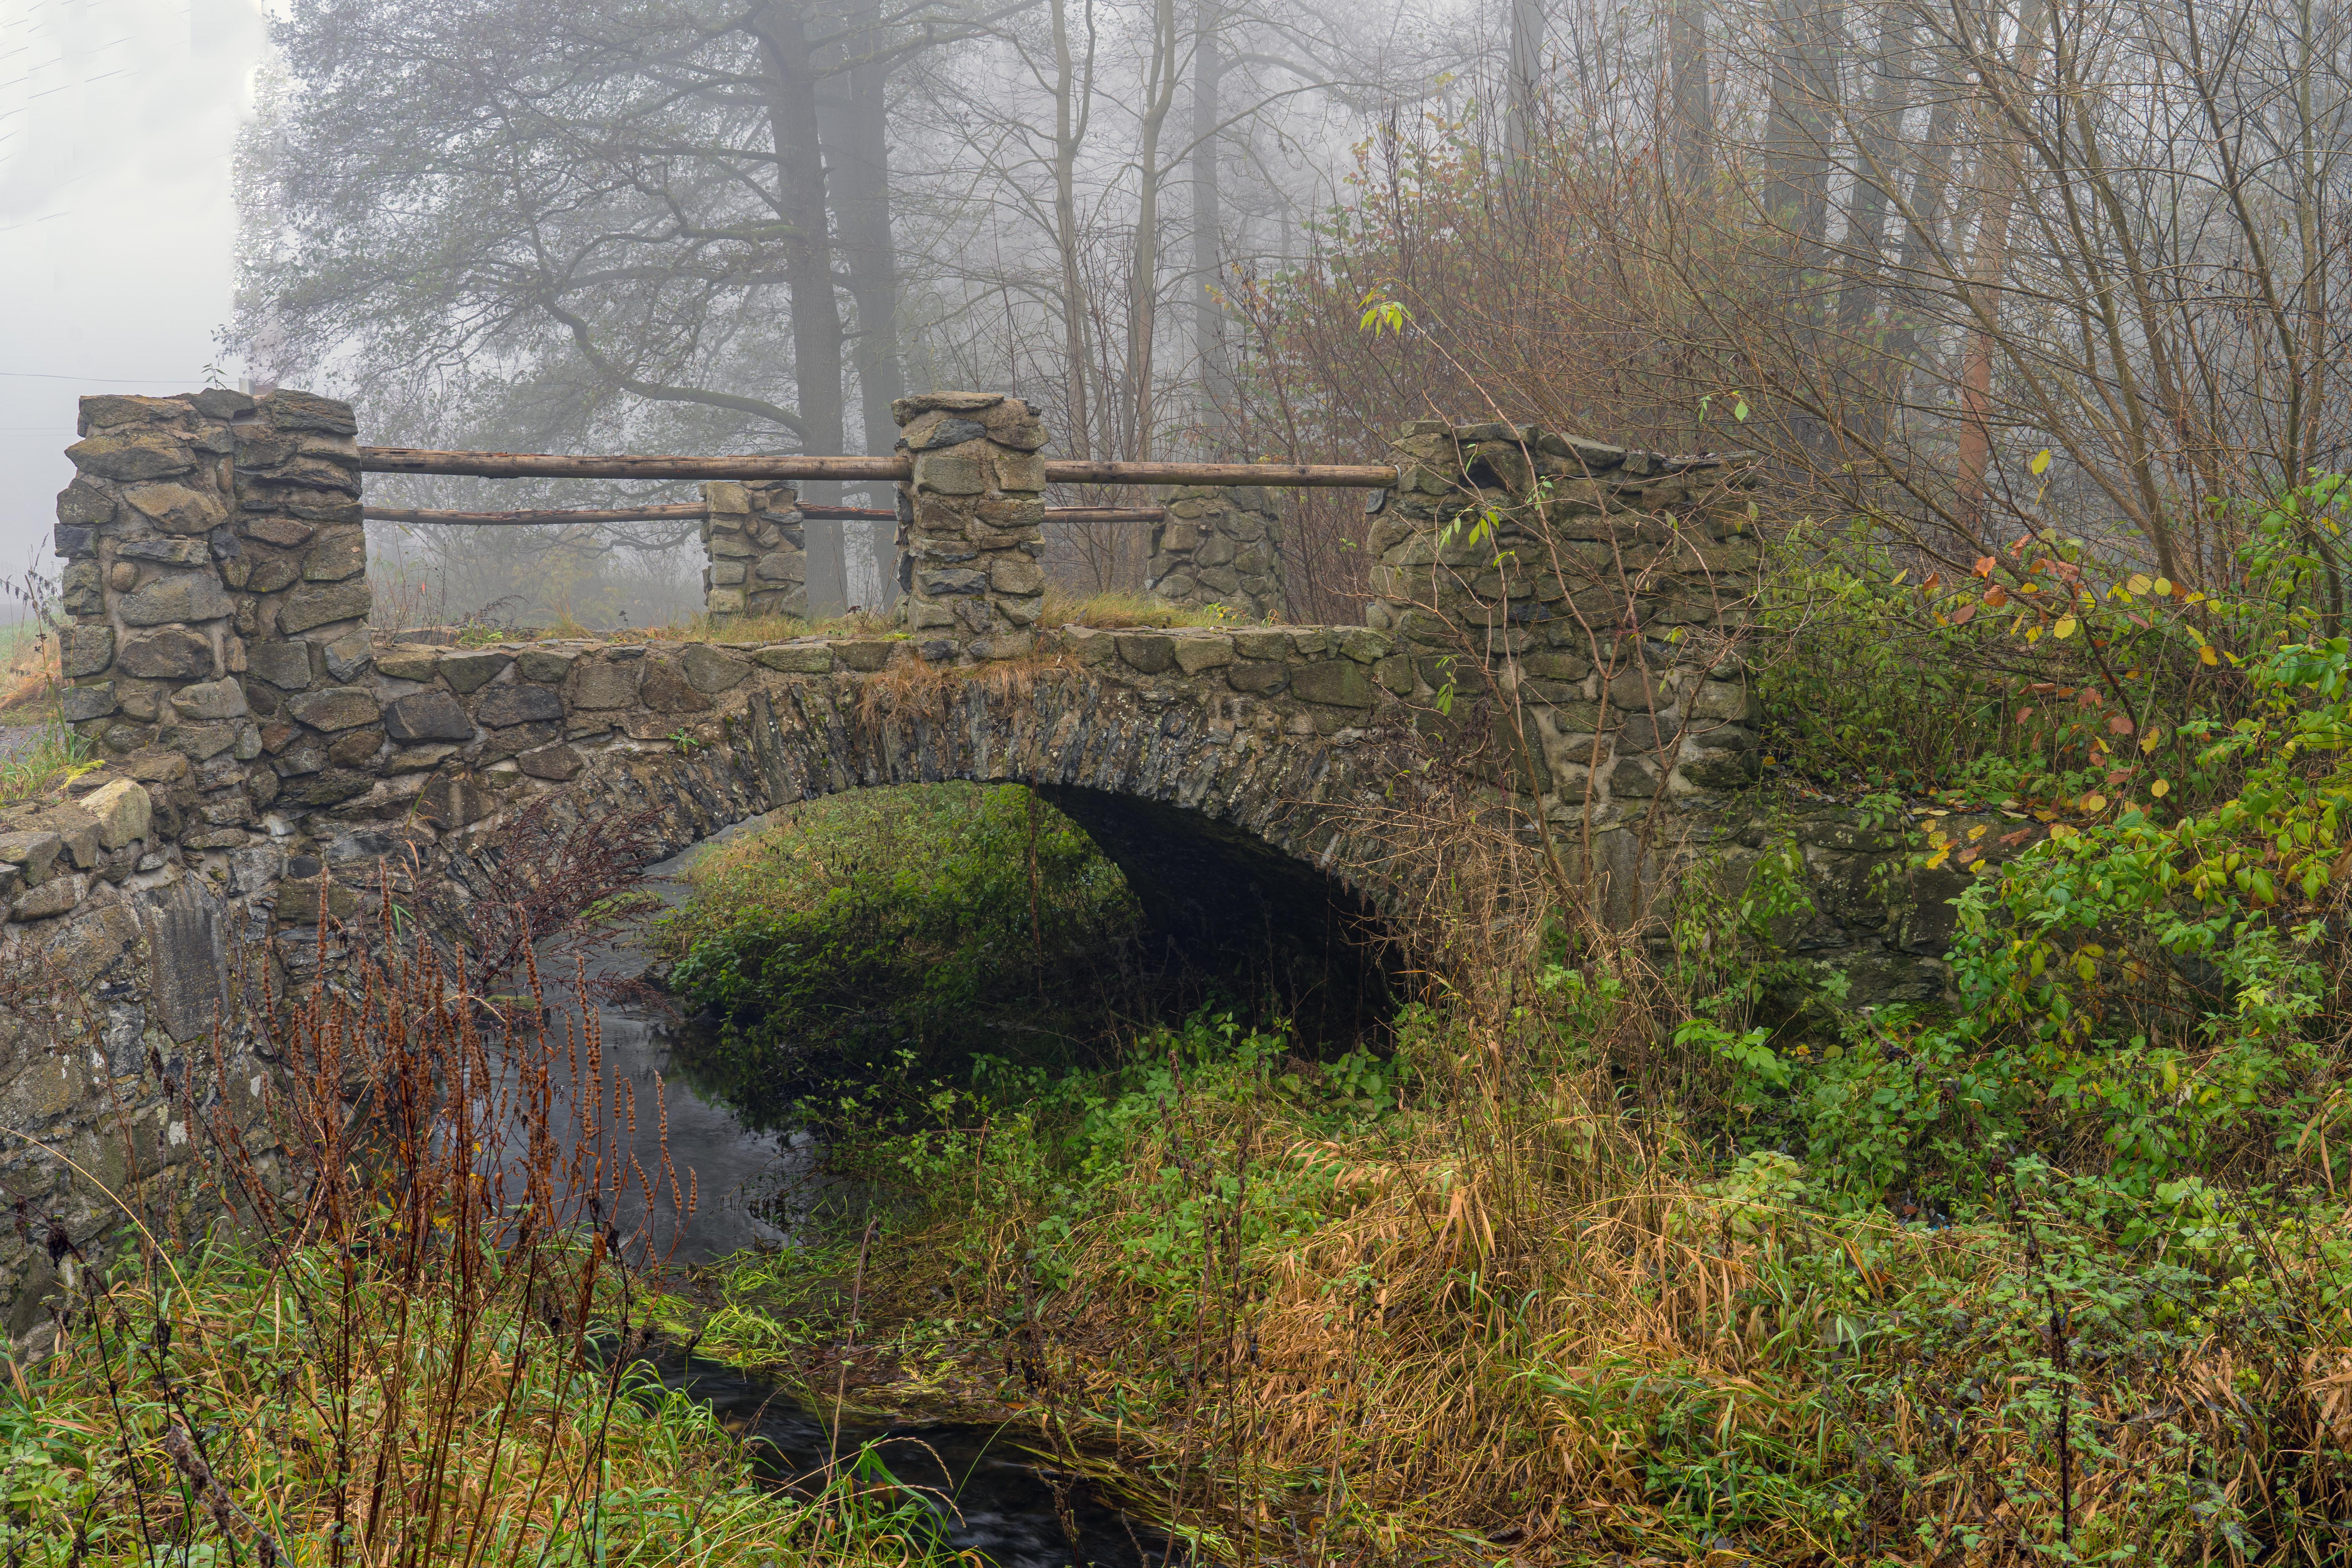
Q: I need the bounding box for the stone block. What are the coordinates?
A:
[170,679,248,720]
[1230,630,1289,661]
[301,530,366,583]
[1172,636,1234,673]
[989,555,1045,595]
[240,515,315,548]
[56,479,114,528]
[516,743,584,781]
[59,683,117,722]
[160,721,240,759]
[473,685,564,728]
[990,449,1046,493]
[1688,679,1762,724]
[386,743,459,773]
[570,658,641,709]
[516,648,578,682]
[1116,633,1175,674]
[62,626,114,679]
[123,483,227,535]
[681,643,752,693]
[912,447,987,495]
[116,536,208,566]
[66,434,193,482]
[278,769,374,808]
[0,833,62,883]
[287,687,381,732]
[438,651,510,694]
[981,401,1048,450]
[920,568,986,597]
[384,690,475,742]
[902,414,990,450]
[706,588,746,615]
[122,748,191,784]
[12,877,84,922]
[1292,660,1376,708]
[118,574,234,626]
[755,643,834,674]
[835,640,897,672]
[1227,662,1289,696]
[320,630,372,682]
[277,583,371,634]
[245,639,314,689]
[327,726,386,766]
[638,659,713,713]
[754,552,806,582]
[710,561,747,586]
[705,481,753,512]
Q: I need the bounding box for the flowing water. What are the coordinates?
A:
[533,828,1175,1568]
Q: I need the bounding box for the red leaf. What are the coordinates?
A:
[2107,714,2134,735]
[1951,603,1978,626]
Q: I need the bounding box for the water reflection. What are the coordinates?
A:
[525,827,1174,1567]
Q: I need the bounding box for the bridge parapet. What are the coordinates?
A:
[1146,488,1285,621]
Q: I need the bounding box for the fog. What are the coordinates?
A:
[0,0,269,583]
[17,0,2352,622]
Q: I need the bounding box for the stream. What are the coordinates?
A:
[530,827,1178,1568]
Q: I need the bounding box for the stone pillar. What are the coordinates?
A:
[1147,486,1284,621]
[891,392,1048,662]
[701,481,807,630]
[58,389,377,855]
[1370,419,1760,922]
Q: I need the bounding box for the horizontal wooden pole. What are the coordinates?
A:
[365,504,708,527]
[357,446,1396,488]
[1042,460,1396,489]
[366,503,1168,527]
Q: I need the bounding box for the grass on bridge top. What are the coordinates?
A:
[409,589,1256,649]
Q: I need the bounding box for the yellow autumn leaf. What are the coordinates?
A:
[2152,779,2170,797]
[2049,822,2078,841]
[2054,615,2078,639]
[1923,845,1952,869]
[2082,793,2108,813]
[2154,577,2172,595]
[2141,728,2162,752]
[1968,824,1989,840]
[2127,573,2151,594]
[2031,448,2053,475]
[2200,644,2218,665]
[2185,590,2206,604]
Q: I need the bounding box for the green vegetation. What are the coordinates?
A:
[637,482,2352,1561]
[662,783,1145,1128]
[0,936,959,1568]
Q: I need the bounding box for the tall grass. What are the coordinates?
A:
[0,887,961,1566]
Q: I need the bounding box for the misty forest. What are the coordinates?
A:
[18,0,2352,1559]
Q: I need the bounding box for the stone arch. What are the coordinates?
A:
[404,646,1417,1037]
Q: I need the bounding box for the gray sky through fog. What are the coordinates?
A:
[0,0,269,589]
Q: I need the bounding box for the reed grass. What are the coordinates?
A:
[0,884,963,1567]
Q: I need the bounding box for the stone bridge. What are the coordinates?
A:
[0,384,1784,1323]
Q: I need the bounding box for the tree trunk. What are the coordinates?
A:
[834,0,906,608]
[753,0,849,616]
[1953,0,2050,539]
[1123,0,1180,585]
[1668,0,1712,187]
[1508,0,1545,160]
[1054,0,1096,462]
[1190,0,1232,455]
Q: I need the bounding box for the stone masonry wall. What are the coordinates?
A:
[1147,486,1284,620]
[1372,419,1763,925]
[59,389,380,854]
[891,392,1048,660]
[700,481,806,628]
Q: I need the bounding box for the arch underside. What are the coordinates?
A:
[429,671,1406,1034]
